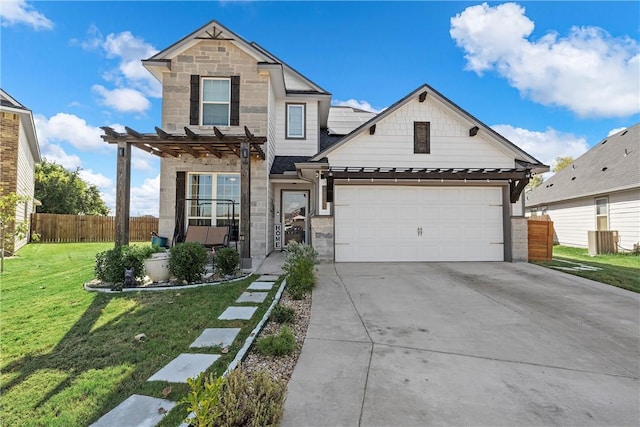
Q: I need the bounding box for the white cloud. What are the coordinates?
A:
[333,99,384,113]
[0,0,53,30]
[41,144,82,169]
[34,113,108,152]
[92,85,151,113]
[450,2,640,118]
[130,175,160,217]
[491,124,590,169]
[78,169,113,190]
[607,127,627,137]
[132,148,159,172]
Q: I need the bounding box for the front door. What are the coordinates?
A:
[282,191,308,246]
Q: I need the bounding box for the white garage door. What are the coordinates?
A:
[334,186,504,262]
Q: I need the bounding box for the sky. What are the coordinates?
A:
[1,0,638,216]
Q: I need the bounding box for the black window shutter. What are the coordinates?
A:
[174,171,186,243]
[230,76,240,126]
[189,75,200,125]
[414,121,430,154]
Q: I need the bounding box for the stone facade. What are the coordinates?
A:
[0,112,20,254]
[511,217,528,262]
[310,216,334,262]
[162,40,268,136]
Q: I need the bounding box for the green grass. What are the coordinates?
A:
[532,245,640,293]
[0,243,280,427]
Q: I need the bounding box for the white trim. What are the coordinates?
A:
[286,103,305,139]
[200,77,231,126]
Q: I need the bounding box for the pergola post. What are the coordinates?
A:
[115,141,131,247]
[240,140,251,269]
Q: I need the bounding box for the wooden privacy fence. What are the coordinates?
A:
[31,213,159,243]
[528,217,554,261]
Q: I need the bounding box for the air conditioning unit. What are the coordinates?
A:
[587,230,619,255]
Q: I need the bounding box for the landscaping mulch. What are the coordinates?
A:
[242,291,312,382]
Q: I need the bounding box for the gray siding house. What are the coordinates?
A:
[526,124,640,252]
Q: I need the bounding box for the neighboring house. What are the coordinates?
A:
[0,89,41,254]
[102,20,547,265]
[526,124,640,252]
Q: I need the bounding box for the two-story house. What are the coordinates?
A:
[0,89,41,255]
[102,20,547,267]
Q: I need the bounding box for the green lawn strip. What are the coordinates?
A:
[532,245,640,293]
[0,242,280,427]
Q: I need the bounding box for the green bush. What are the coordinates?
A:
[256,325,297,356]
[270,305,295,324]
[95,245,154,284]
[283,241,318,299]
[169,242,209,283]
[214,247,240,276]
[183,368,286,427]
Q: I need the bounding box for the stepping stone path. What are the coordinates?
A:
[90,274,280,427]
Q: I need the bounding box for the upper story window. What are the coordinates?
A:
[202,78,230,126]
[190,75,239,127]
[286,103,305,139]
[414,121,430,153]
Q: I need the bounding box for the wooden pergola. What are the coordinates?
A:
[325,166,531,203]
[100,125,266,268]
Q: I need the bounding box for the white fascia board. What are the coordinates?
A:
[1,104,41,162]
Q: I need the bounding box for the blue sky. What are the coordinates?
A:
[2,1,638,216]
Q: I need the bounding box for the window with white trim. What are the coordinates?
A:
[286,103,305,139]
[595,197,608,230]
[201,78,230,126]
[187,173,240,227]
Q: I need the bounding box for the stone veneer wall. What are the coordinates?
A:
[0,112,20,254]
[311,216,334,262]
[511,217,528,262]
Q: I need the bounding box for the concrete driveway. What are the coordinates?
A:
[281,262,640,427]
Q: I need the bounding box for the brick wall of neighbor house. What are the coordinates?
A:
[0,112,20,254]
[161,40,269,136]
[511,217,528,261]
[311,216,334,262]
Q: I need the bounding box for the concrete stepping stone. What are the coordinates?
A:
[190,328,240,348]
[218,306,257,320]
[248,281,274,291]
[257,275,279,282]
[90,394,175,427]
[236,292,268,303]
[147,353,220,383]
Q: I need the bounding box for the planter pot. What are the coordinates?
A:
[144,252,171,282]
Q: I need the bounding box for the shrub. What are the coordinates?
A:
[214,247,240,276]
[270,305,295,324]
[183,368,286,427]
[283,241,318,299]
[95,245,151,284]
[169,242,209,283]
[256,325,297,356]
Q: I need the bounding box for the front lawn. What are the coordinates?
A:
[0,243,279,426]
[532,245,640,293]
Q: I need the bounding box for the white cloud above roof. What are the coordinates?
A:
[92,85,151,113]
[450,2,640,118]
[492,124,589,169]
[0,0,53,30]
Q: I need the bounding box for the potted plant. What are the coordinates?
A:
[143,245,171,282]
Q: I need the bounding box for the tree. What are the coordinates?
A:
[552,156,574,173]
[35,160,109,215]
[0,192,29,273]
[526,174,544,191]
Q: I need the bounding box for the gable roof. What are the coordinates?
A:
[526,123,640,207]
[0,88,41,163]
[311,84,547,172]
[142,19,329,95]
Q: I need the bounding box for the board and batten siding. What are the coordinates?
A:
[15,124,37,251]
[609,189,640,251]
[327,97,515,169]
[544,189,640,251]
[274,99,319,156]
